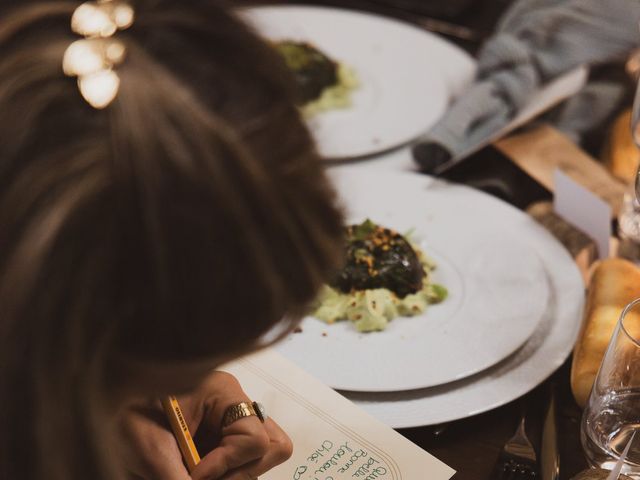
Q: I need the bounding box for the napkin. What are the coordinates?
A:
[571,258,640,408]
[413,0,640,173]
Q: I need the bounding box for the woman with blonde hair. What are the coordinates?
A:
[0,1,344,478]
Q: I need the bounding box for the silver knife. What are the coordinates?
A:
[540,390,560,480]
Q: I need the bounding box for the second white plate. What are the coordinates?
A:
[241,6,475,159]
[276,169,550,392]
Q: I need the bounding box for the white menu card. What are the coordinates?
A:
[221,349,455,480]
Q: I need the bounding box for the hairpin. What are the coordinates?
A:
[63,1,134,109]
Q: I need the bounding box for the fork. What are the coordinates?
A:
[492,415,539,480]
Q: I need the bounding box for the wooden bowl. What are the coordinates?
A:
[571,468,634,480]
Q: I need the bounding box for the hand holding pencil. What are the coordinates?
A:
[120,371,292,479]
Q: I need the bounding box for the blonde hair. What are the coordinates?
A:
[0,2,344,478]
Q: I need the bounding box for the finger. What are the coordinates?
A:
[210,420,293,480]
[121,405,192,480]
[191,416,270,479]
[200,372,252,426]
[218,420,293,480]
[190,372,265,479]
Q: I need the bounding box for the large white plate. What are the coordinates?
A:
[336,172,585,428]
[276,169,550,392]
[241,6,475,159]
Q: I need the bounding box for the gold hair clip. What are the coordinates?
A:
[63,1,134,109]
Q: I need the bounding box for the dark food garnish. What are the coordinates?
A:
[275,41,338,105]
[331,219,425,298]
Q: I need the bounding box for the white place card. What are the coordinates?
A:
[554,169,611,259]
[221,349,455,480]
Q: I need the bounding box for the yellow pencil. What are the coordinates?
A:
[161,396,201,473]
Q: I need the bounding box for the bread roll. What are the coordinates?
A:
[571,258,640,408]
[602,108,640,184]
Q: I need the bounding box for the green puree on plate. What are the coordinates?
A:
[312,219,448,332]
[274,40,358,116]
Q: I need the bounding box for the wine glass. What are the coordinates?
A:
[580,299,640,477]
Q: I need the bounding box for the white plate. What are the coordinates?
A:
[337,174,585,428]
[275,169,550,392]
[240,6,475,159]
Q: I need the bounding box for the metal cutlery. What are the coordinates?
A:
[540,390,559,480]
[492,415,539,480]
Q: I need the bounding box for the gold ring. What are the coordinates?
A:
[221,401,267,428]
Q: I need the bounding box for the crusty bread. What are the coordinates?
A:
[571,258,640,408]
[602,109,640,184]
